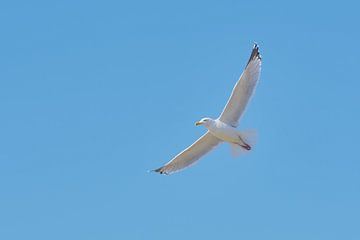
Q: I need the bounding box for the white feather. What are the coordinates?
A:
[154,45,262,175]
[219,45,261,127]
[154,132,221,174]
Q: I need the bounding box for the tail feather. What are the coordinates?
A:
[230,143,248,156]
[240,129,257,147]
[230,129,257,157]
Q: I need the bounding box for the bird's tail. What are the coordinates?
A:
[241,129,257,146]
[230,129,257,157]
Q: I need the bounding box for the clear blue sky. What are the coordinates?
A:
[1,0,359,239]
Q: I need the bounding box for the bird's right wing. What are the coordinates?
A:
[153,132,221,175]
[219,44,262,127]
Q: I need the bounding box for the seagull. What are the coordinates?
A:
[154,44,262,175]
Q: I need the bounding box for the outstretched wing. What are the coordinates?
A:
[219,44,262,127]
[153,132,221,175]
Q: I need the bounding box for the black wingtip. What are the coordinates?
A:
[246,43,262,66]
[151,167,168,175]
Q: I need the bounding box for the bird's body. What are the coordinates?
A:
[154,44,262,175]
[203,119,244,145]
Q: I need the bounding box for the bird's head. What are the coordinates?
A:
[195,117,213,126]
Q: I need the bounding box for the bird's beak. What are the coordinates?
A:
[195,121,202,126]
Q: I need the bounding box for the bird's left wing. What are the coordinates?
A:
[153,132,221,175]
[219,44,262,127]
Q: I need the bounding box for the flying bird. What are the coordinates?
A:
[154,44,262,174]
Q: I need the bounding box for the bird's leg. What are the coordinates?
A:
[237,136,251,150]
[234,142,251,150]
[241,143,251,150]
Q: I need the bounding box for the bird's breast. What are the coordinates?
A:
[207,123,239,143]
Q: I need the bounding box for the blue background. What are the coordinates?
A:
[1,0,359,239]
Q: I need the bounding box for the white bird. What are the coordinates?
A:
[154,44,262,175]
